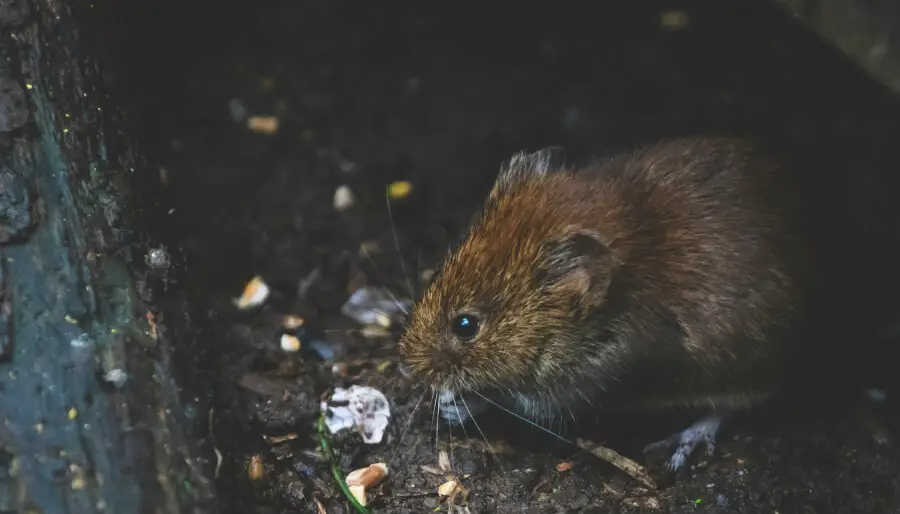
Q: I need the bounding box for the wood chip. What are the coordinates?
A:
[438,450,451,472]
[576,438,657,489]
[235,276,270,309]
[246,115,280,134]
[264,433,298,444]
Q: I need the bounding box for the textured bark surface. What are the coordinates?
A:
[0,1,216,512]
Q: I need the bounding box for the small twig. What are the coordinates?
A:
[317,414,369,513]
[575,438,658,489]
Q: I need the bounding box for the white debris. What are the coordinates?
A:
[340,286,410,328]
[320,385,391,444]
[280,334,301,352]
[333,185,355,211]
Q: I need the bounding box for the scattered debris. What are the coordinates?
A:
[320,385,391,444]
[438,478,462,497]
[248,454,265,481]
[317,414,369,513]
[387,180,413,199]
[341,286,410,328]
[145,246,170,269]
[264,433,299,444]
[346,462,388,489]
[145,311,159,340]
[103,369,128,387]
[228,98,248,122]
[308,339,336,361]
[246,115,280,134]
[334,185,355,211]
[349,484,367,506]
[235,276,270,310]
[556,461,574,472]
[438,450,451,472]
[280,333,302,352]
[282,315,305,330]
[332,362,350,376]
[576,438,658,489]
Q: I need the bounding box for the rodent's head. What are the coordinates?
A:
[399,150,618,400]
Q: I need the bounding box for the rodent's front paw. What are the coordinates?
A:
[643,414,722,471]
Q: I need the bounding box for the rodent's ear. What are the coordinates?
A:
[491,148,566,198]
[540,228,614,310]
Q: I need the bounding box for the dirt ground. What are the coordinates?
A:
[108,0,900,512]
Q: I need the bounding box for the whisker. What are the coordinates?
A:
[450,395,470,445]
[389,388,428,466]
[358,244,410,316]
[460,396,505,474]
[385,192,416,299]
[470,390,573,445]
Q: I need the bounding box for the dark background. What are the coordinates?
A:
[100,0,900,512]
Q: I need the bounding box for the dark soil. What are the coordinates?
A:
[108,0,900,512]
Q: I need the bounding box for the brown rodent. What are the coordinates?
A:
[398,137,819,468]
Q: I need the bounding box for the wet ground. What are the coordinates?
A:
[109,0,900,512]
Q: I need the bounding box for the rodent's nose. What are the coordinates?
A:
[430,347,462,374]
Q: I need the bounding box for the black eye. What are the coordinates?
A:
[451,314,480,340]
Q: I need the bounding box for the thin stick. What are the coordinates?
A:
[575,438,658,489]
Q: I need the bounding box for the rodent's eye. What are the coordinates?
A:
[450,314,480,340]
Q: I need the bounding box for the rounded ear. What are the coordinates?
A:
[539,227,615,310]
[490,147,566,198]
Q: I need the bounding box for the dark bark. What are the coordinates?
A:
[0,1,216,513]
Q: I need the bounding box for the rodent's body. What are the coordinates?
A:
[400,137,816,434]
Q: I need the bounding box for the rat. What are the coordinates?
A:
[398,137,822,470]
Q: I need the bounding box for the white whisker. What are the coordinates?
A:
[385,192,416,299]
[470,390,573,445]
[389,388,427,466]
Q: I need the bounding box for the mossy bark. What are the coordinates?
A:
[0,1,215,512]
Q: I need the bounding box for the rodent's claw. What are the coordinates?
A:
[643,414,723,471]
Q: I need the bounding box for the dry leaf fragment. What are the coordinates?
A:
[235,276,270,310]
[438,479,460,497]
[346,462,388,488]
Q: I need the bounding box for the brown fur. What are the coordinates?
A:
[399,137,815,421]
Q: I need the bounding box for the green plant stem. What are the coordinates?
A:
[318,414,369,513]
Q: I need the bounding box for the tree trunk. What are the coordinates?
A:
[0,1,216,512]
